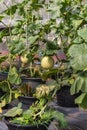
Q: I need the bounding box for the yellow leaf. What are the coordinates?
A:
[0,108,2,113]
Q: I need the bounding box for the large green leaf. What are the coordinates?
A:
[78,28,87,42]
[71,72,87,109]
[8,67,21,85]
[4,103,23,117]
[75,93,86,104]
[70,71,87,95]
[9,40,25,55]
[48,1,61,19]
[68,43,87,71]
[75,93,87,109]
[79,94,87,109]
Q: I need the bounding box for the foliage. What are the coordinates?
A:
[32,0,87,109]
[8,67,21,85]
[1,0,87,110]
[4,102,23,117]
[34,81,59,101]
[47,0,86,52]
[3,99,68,129]
[17,80,59,102]
[68,43,87,71]
[0,0,59,56]
[0,80,21,109]
[67,0,87,109]
[0,0,60,84]
[0,77,59,113]
[0,55,8,64]
[70,71,87,109]
[53,62,74,88]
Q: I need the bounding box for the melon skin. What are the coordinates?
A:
[41,56,54,69]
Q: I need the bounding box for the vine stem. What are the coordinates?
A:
[29,62,33,77]
[26,5,28,48]
[33,104,47,119]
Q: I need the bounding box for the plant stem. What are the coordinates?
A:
[25,5,28,47]
[30,62,33,77]
[33,104,47,119]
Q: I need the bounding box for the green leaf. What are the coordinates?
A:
[79,94,87,109]
[46,50,56,56]
[0,94,12,108]
[0,30,9,41]
[18,102,22,108]
[23,109,32,118]
[12,28,24,35]
[0,99,6,108]
[0,80,10,92]
[4,105,23,117]
[70,72,87,95]
[0,55,8,64]
[0,80,12,108]
[75,93,87,104]
[72,19,83,30]
[73,36,83,43]
[48,4,61,19]
[41,68,58,81]
[68,43,87,71]
[70,76,83,95]
[28,35,38,44]
[2,94,12,105]
[9,40,25,55]
[45,39,58,50]
[4,5,17,15]
[8,67,21,85]
[78,28,87,42]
